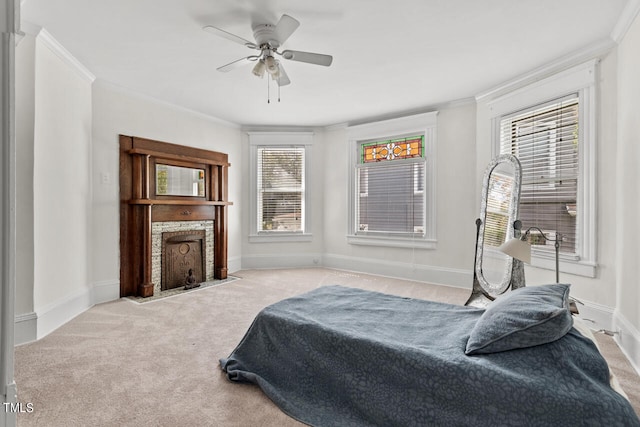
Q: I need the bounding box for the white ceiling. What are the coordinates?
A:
[21,0,627,127]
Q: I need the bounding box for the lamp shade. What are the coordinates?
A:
[498,238,531,264]
[264,56,279,75]
[252,60,266,78]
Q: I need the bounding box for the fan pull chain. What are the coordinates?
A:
[266,77,282,103]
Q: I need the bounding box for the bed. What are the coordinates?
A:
[220,284,640,426]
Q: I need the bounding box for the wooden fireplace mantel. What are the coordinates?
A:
[119,135,233,297]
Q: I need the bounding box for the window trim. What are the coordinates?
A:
[248,132,313,243]
[347,112,437,249]
[488,60,597,277]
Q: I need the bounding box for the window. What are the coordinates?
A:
[347,112,437,248]
[356,136,426,235]
[488,60,597,277]
[257,147,304,232]
[499,96,579,255]
[249,132,313,242]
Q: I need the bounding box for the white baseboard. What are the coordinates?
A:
[14,312,37,346]
[228,255,242,274]
[575,300,615,332]
[91,280,120,305]
[241,252,468,284]
[241,252,324,270]
[242,252,473,289]
[613,312,640,377]
[16,280,120,344]
[323,253,472,289]
[36,286,93,339]
[566,301,640,377]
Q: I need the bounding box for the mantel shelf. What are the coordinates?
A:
[128,199,233,206]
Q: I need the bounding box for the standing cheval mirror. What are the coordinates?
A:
[465,154,523,308]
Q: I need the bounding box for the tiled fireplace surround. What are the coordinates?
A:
[151,220,214,295]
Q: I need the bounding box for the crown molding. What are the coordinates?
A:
[476,38,615,103]
[36,27,95,84]
[93,79,241,129]
[611,0,640,43]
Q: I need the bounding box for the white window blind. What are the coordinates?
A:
[356,159,426,236]
[257,147,305,233]
[499,95,579,255]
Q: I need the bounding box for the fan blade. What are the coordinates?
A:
[203,25,257,49]
[274,14,300,45]
[281,50,333,66]
[217,57,252,72]
[274,63,291,86]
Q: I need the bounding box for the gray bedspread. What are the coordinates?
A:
[220,285,640,426]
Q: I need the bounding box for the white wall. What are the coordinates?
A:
[90,81,243,291]
[14,29,243,343]
[15,33,35,318]
[476,50,619,310]
[320,102,478,287]
[615,9,640,347]
[475,23,640,369]
[239,127,325,268]
[237,102,478,288]
[32,32,93,338]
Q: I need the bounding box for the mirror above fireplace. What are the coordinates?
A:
[156,164,205,197]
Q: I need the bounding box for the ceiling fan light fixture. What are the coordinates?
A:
[264,56,279,75]
[252,59,266,78]
[206,14,332,88]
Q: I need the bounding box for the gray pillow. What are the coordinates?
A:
[465,284,573,355]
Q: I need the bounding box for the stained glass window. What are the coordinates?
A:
[356,134,426,236]
[361,135,424,163]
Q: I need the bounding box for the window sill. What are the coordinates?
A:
[483,247,596,278]
[347,234,436,249]
[529,253,596,278]
[249,233,313,243]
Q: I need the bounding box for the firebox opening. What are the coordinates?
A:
[161,230,206,291]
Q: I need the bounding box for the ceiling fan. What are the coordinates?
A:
[204,14,333,87]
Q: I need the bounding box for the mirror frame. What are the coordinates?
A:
[467,154,523,307]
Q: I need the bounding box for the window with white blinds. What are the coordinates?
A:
[347,112,437,249]
[356,159,426,235]
[354,134,426,237]
[499,95,579,255]
[256,147,305,233]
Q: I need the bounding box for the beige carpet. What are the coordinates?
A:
[14,268,640,426]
